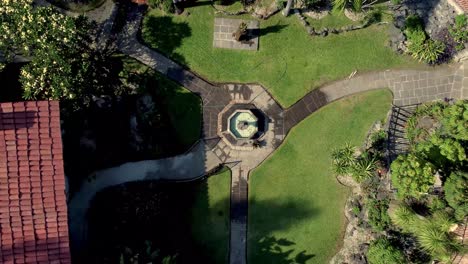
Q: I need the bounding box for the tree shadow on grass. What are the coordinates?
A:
[248,197,319,263]
[258,24,288,37]
[255,236,316,264]
[142,15,191,66]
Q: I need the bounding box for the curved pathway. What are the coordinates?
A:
[68,4,468,264]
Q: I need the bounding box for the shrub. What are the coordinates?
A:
[367,198,391,231]
[407,39,446,64]
[404,15,424,37]
[444,171,468,221]
[351,152,378,182]
[332,0,375,12]
[366,238,406,264]
[331,143,356,175]
[390,154,436,198]
[148,0,174,13]
[404,15,446,64]
[390,0,401,4]
[449,14,468,51]
[442,101,468,140]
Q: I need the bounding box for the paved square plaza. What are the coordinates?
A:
[213,18,259,51]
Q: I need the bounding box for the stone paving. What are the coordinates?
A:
[213,18,259,51]
[285,63,468,127]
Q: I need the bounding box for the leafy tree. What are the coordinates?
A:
[391,154,436,198]
[415,134,467,166]
[367,198,391,231]
[366,237,406,264]
[442,101,468,140]
[444,171,468,220]
[0,0,97,100]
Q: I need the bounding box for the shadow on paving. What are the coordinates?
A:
[142,15,191,66]
[248,197,319,263]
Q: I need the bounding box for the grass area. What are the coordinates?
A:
[85,169,231,263]
[248,89,393,263]
[191,168,231,264]
[142,5,422,107]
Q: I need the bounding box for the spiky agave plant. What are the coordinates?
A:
[332,0,378,12]
[351,152,378,182]
[331,143,356,175]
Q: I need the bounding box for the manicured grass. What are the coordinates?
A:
[248,89,393,263]
[191,168,231,264]
[142,5,422,107]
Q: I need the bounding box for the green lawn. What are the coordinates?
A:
[248,89,393,263]
[191,168,231,264]
[142,5,421,107]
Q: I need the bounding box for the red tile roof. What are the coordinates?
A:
[131,0,148,5]
[0,101,71,264]
[455,0,468,12]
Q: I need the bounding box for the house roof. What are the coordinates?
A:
[455,0,468,12]
[0,101,71,263]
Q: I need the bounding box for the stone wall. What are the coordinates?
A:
[390,0,459,54]
[393,0,458,37]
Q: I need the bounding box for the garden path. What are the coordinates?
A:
[69,4,468,264]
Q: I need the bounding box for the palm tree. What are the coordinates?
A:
[391,205,462,262]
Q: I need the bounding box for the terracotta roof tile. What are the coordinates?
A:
[455,0,468,11]
[0,101,70,263]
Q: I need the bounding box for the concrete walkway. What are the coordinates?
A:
[67,4,468,264]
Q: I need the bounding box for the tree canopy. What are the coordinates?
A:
[0,0,94,100]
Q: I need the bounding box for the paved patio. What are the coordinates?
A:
[213,18,259,51]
